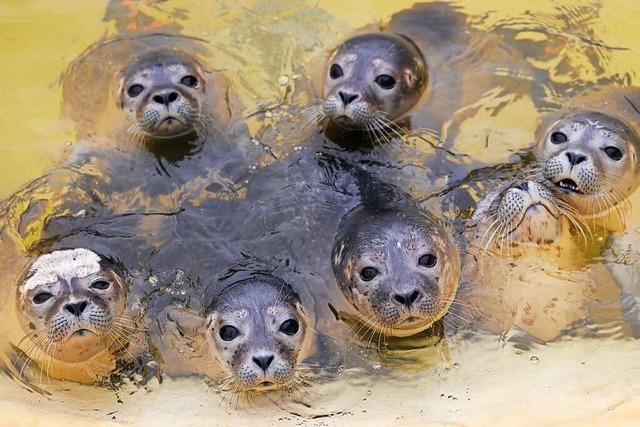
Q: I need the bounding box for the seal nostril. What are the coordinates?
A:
[514,182,529,192]
[338,91,359,106]
[409,290,420,304]
[152,94,165,105]
[64,301,88,317]
[565,152,587,166]
[394,290,420,307]
[252,355,274,371]
[167,92,179,103]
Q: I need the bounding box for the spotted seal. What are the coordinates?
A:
[151,274,314,394]
[532,87,640,231]
[458,181,627,342]
[11,248,143,384]
[331,175,460,338]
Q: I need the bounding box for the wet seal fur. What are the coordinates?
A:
[13,248,144,384]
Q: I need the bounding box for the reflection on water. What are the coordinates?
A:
[1,0,640,425]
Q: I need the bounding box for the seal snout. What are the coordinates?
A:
[252,354,274,371]
[393,289,421,308]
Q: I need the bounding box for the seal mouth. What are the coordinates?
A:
[506,202,560,237]
[333,115,356,125]
[70,328,94,338]
[254,380,278,391]
[555,178,583,194]
[158,116,186,126]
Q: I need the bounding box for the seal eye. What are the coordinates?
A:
[90,280,111,290]
[550,131,568,144]
[180,75,198,88]
[360,267,379,282]
[127,84,144,98]
[604,146,623,161]
[279,319,299,336]
[329,64,343,79]
[219,325,240,341]
[32,292,53,304]
[418,254,437,268]
[374,74,396,90]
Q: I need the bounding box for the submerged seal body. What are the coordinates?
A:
[458,181,627,342]
[310,2,534,153]
[12,248,143,384]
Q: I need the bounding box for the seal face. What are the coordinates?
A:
[18,248,129,365]
[533,111,640,217]
[205,275,311,392]
[472,181,563,247]
[332,206,460,337]
[321,32,427,131]
[119,52,207,141]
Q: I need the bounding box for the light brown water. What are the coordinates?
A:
[1,1,640,426]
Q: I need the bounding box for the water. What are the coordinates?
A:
[1,0,640,425]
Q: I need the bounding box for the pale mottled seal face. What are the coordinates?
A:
[332,207,459,337]
[534,112,640,216]
[119,53,206,140]
[18,249,129,363]
[321,32,427,131]
[472,181,563,248]
[205,276,311,392]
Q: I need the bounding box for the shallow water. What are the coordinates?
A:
[1,0,640,426]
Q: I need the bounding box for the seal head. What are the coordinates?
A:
[204,275,311,392]
[332,206,459,337]
[18,248,130,364]
[471,181,563,247]
[534,111,640,217]
[119,52,207,141]
[322,32,427,131]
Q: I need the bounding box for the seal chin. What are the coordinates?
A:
[70,328,95,338]
[388,319,435,337]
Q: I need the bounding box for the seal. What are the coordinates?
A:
[458,181,628,342]
[306,2,534,152]
[532,87,640,230]
[152,274,314,394]
[331,176,460,338]
[320,32,427,133]
[119,51,209,141]
[13,248,143,384]
[61,33,241,145]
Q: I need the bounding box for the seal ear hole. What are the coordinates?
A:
[550,131,568,144]
[127,84,144,98]
[90,280,111,290]
[604,146,623,161]
[374,74,396,90]
[329,64,343,79]
[32,292,53,304]
[418,254,437,268]
[219,325,240,341]
[359,267,379,282]
[180,75,198,88]
[279,319,299,336]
